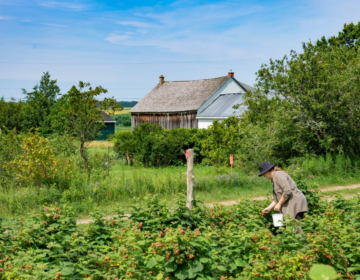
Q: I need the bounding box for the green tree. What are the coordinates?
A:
[317,21,360,49]
[101,97,123,115]
[55,81,118,172]
[242,22,360,160]
[0,97,27,131]
[200,116,242,167]
[22,72,60,134]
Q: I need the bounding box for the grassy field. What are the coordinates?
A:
[67,147,360,216]
[111,108,132,131]
[87,141,115,148]
[1,144,360,221]
[115,125,131,131]
[113,108,131,115]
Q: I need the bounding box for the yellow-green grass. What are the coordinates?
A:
[116,126,131,131]
[2,146,360,221]
[320,186,360,197]
[87,141,115,148]
[113,108,131,115]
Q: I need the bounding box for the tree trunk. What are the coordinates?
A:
[80,141,89,173]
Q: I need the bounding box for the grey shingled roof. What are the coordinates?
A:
[130,76,229,113]
[237,81,255,92]
[197,93,246,118]
[100,111,116,122]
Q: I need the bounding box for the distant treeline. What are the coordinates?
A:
[118,101,138,108]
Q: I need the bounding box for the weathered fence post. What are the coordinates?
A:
[186,149,194,210]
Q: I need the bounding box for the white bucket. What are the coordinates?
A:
[272,213,284,227]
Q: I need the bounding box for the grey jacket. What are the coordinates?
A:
[272,171,308,219]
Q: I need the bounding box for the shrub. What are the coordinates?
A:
[113,123,208,166]
[113,114,131,126]
[5,132,74,189]
[201,116,242,167]
[1,194,360,279]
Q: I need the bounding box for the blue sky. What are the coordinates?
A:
[1,0,360,101]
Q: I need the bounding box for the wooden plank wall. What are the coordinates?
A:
[131,112,198,129]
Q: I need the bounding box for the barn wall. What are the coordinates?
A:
[131,112,198,129]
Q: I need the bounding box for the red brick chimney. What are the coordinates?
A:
[159,75,165,85]
[228,71,234,77]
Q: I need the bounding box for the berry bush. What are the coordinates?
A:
[1,192,360,279]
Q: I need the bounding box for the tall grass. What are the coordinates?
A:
[288,153,358,177]
[2,147,360,219]
[0,157,270,218]
[87,141,115,148]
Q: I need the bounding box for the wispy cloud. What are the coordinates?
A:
[105,34,130,44]
[43,23,68,27]
[38,1,88,11]
[105,1,264,58]
[0,16,11,20]
[116,21,160,29]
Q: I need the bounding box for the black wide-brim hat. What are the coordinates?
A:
[258,161,275,176]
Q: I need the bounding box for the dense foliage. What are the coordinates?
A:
[0,98,27,131]
[113,123,209,166]
[200,117,242,167]
[113,114,131,127]
[0,73,120,140]
[52,81,121,171]
[21,72,61,135]
[242,22,360,162]
[1,191,360,279]
[118,101,138,108]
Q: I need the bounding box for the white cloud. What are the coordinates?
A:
[116,21,160,29]
[105,34,130,43]
[0,16,11,20]
[43,23,67,27]
[38,1,88,11]
[104,1,265,58]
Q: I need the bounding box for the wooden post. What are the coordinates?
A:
[186,149,194,210]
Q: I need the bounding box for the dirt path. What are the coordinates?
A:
[76,184,360,225]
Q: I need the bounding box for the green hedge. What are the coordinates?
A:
[112,123,209,167]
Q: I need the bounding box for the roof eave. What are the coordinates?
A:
[196,117,229,119]
[131,110,198,114]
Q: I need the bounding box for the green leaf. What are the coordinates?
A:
[188,269,197,279]
[147,259,158,268]
[175,266,189,280]
[189,260,204,273]
[18,275,36,279]
[164,262,178,272]
[189,241,202,247]
[156,272,164,280]
[61,267,74,276]
[230,262,237,271]
[217,265,227,271]
[200,258,209,263]
[309,264,339,280]
[235,258,246,267]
